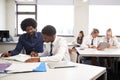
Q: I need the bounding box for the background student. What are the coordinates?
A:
[81,28,100,65]
[1,18,43,57]
[69,30,84,62]
[99,28,119,68]
[25,25,70,62]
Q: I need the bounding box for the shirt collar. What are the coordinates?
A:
[51,36,57,46]
[26,32,38,38]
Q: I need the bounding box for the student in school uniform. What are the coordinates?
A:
[69,30,84,62]
[81,28,100,65]
[1,18,43,57]
[25,25,70,62]
[99,28,119,68]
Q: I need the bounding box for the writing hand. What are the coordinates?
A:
[25,58,40,62]
[1,52,12,57]
[30,51,38,57]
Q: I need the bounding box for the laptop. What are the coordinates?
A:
[47,61,76,69]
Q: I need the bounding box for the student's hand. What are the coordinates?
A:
[25,58,40,62]
[97,47,104,51]
[88,45,96,48]
[1,52,12,57]
[30,51,38,57]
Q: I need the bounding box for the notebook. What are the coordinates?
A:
[47,61,76,69]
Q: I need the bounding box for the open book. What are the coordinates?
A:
[5,62,46,73]
[4,54,31,62]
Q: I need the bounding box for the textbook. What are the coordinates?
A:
[5,62,46,73]
[4,54,31,62]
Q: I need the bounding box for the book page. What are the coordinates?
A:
[4,54,31,62]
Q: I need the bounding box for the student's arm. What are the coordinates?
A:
[1,52,12,57]
[25,38,70,62]
[40,38,69,62]
[8,36,24,56]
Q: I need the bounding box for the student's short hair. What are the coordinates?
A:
[20,18,37,31]
[42,25,56,36]
[91,28,99,34]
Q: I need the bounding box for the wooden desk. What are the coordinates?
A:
[0,59,106,80]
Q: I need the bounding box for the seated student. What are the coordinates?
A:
[81,28,100,65]
[69,30,84,62]
[1,18,43,57]
[99,28,119,68]
[25,25,70,62]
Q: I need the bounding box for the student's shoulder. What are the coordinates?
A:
[19,33,27,38]
[36,31,41,33]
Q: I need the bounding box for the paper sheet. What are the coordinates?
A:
[5,63,40,73]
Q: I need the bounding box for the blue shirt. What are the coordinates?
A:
[9,32,43,55]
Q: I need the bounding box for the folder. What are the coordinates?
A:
[0,63,11,73]
[33,62,46,72]
[5,62,46,73]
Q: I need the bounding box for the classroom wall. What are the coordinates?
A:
[0,0,6,29]
[0,0,89,42]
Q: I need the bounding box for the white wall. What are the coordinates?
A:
[0,0,6,29]
[66,0,88,42]
[3,0,89,42]
[6,0,17,41]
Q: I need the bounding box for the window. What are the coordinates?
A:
[89,5,120,36]
[15,0,74,36]
[37,5,74,36]
[16,4,36,35]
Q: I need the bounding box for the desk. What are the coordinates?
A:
[0,59,106,80]
[76,48,120,57]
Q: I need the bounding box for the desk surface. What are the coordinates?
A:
[0,41,17,44]
[76,48,120,57]
[0,59,106,80]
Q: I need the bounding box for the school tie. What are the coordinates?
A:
[107,40,109,43]
[91,38,94,45]
[50,42,53,56]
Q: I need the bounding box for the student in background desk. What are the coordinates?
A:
[98,28,119,68]
[69,30,84,62]
[81,28,100,65]
[1,18,43,57]
[25,25,70,62]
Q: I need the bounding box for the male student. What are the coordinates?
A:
[1,18,43,57]
[25,25,70,62]
[81,28,100,65]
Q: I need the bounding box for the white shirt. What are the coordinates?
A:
[81,35,100,48]
[39,36,70,62]
[101,36,119,48]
